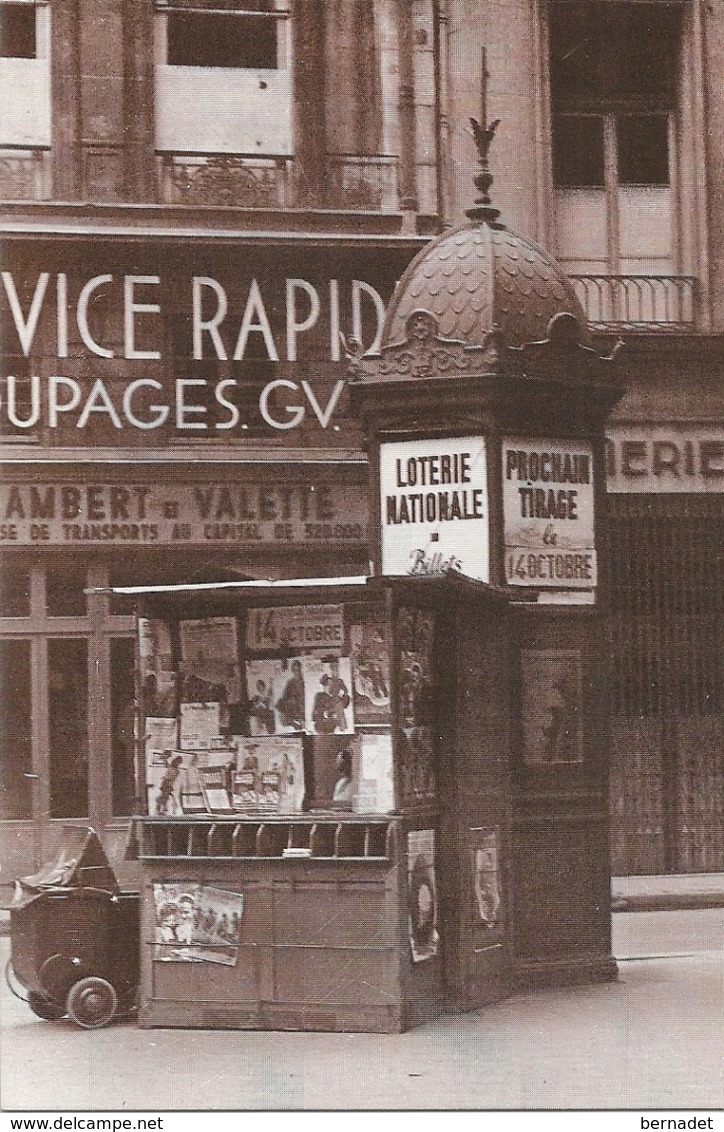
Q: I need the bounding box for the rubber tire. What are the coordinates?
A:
[27,992,66,1021]
[66,977,118,1029]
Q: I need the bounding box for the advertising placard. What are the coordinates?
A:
[379,436,489,581]
[502,437,596,589]
[245,603,344,653]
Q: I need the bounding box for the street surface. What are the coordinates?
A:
[1,910,722,1111]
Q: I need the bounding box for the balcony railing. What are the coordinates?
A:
[156,152,400,212]
[569,274,697,331]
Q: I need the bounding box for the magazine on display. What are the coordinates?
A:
[179,701,223,750]
[350,622,391,724]
[179,617,243,705]
[304,655,354,736]
[152,882,200,962]
[138,619,178,717]
[354,731,395,814]
[244,658,281,735]
[232,737,305,814]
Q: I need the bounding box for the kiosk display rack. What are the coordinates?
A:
[127,574,512,1032]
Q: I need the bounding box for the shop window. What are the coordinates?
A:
[48,639,89,818]
[46,566,87,617]
[0,639,32,819]
[549,1,680,277]
[167,4,277,70]
[111,637,136,816]
[0,3,36,58]
[0,563,30,616]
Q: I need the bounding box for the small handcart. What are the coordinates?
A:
[5,828,139,1028]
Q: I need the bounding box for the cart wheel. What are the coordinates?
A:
[4,959,29,1003]
[66,977,118,1029]
[27,992,66,1022]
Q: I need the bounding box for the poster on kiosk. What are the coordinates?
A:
[379,436,489,581]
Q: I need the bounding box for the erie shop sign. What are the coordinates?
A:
[0,482,367,547]
[605,426,724,493]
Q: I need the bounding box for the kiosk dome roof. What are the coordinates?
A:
[383,220,588,351]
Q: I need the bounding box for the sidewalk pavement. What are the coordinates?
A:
[611,872,724,912]
[2,923,723,1111]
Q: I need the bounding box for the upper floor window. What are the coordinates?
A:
[154,1,292,160]
[167,1,278,70]
[0,2,36,58]
[549,0,684,313]
[550,1,680,189]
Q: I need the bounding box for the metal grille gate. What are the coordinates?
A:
[607,494,724,874]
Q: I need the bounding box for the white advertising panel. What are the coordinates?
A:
[502,437,596,589]
[379,436,489,582]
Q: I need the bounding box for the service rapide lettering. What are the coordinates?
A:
[504,445,595,586]
[0,272,385,432]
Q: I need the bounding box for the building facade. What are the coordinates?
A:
[1,0,723,887]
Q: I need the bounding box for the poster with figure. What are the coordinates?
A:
[407,829,439,963]
[397,608,437,727]
[350,622,391,723]
[146,750,186,816]
[522,650,583,764]
[188,886,244,966]
[273,657,306,732]
[304,655,354,735]
[245,659,281,735]
[179,617,242,704]
[138,619,178,717]
[152,882,200,962]
[471,828,502,926]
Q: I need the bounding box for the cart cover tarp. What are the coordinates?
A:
[12,828,120,907]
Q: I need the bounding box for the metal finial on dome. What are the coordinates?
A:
[466,48,502,226]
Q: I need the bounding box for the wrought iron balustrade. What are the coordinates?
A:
[157,152,294,208]
[0,145,51,201]
[569,273,697,331]
[157,151,401,212]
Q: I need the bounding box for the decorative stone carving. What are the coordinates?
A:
[347,309,500,382]
[514,312,625,384]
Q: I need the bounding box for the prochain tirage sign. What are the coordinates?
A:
[502,438,596,588]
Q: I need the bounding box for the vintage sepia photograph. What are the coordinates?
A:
[1,0,722,1124]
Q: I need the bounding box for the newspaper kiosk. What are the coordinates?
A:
[128,572,514,1032]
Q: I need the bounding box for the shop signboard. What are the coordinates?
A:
[0,481,367,548]
[502,437,596,589]
[379,436,489,582]
[605,425,724,493]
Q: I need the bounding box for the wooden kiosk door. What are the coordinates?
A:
[435,589,512,1012]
